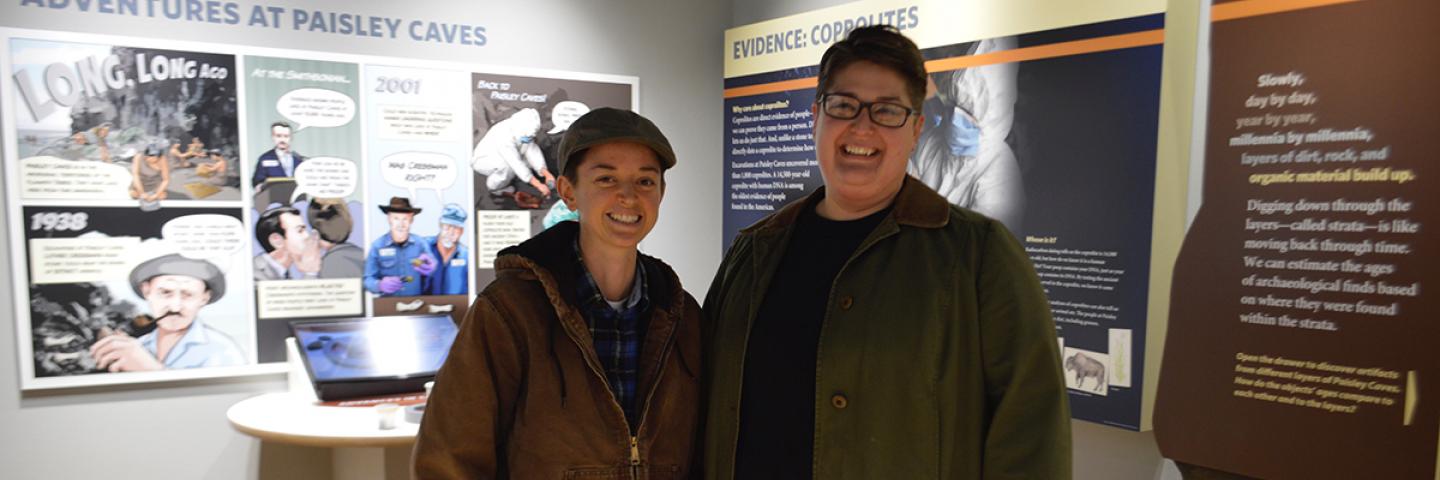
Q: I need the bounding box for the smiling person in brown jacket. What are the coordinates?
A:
[413,108,703,479]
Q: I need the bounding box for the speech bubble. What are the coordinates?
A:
[381,151,458,201]
[377,105,460,141]
[290,157,358,203]
[28,236,142,284]
[20,156,133,200]
[161,214,247,260]
[277,88,356,132]
[547,100,591,134]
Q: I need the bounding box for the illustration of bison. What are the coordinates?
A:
[1064,352,1107,392]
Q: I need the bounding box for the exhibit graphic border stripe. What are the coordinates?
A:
[723,29,1163,99]
[1212,0,1364,22]
[724,77,820,99]
[724,0,1361,99]
[925,29,1163,72]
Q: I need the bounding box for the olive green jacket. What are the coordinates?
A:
[702,177,1071,479]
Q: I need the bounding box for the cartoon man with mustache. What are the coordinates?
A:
[89,254,245,372]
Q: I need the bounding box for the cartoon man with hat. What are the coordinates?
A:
[363,196,438,297]
[421,203,470,296]
[89,254,245,371]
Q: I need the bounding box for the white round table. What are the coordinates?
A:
[228,392,419,479]
[227,392,418,447]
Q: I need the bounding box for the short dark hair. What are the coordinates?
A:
[271,121,292,133]
[255,206,300,253]
[816,25,927,111]
[307,201,353,244]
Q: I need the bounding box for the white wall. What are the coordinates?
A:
[0,1,726,478]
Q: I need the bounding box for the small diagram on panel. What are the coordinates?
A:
[1063,347,1110,395]
[11,39,241,204]
[1109,328,1132,388]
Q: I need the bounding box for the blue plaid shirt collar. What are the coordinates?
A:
[573,238,650,430]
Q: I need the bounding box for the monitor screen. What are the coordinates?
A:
[290,315,459,382]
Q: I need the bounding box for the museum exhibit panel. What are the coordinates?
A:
[1,0,1435,479]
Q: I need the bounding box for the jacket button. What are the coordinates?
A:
[830,393,848,409]
[839,296,854,310]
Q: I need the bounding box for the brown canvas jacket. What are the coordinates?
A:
[414,221,703,479]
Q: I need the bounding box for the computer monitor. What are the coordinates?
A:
[289,315,459,401]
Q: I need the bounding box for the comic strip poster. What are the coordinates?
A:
[469,72,634,288]
[362,65,473,320]
[243,56,365,362]
[4,33,260,389]
[4,28,642,390]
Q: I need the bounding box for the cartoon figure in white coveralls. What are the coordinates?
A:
[471,108,556,201]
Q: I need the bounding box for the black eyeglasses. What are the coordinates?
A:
[816,93,917,128]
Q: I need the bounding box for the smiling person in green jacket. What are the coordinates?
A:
[703,25,1071,479]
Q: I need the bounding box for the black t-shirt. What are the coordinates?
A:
[733,201,891,479]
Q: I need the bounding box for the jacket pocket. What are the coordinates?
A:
[378,255,399,272]
[647,464,681,480]
[562,466,625,479]
[560,465,680,479]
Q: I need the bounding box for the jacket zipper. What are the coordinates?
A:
[631,310,680,479]
[630,436,641,479]
[559,301,681,479]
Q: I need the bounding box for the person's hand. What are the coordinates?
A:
[541,169,556,189]
[296,233,322,275]
[379,276,404,294]
[413,253,438,275]
[530,177,551,198]
[89,333,164,372]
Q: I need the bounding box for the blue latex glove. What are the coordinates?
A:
[542,201,579,230]
[413,253,438,276]
[379,276,404,294]
[946,106,981,157]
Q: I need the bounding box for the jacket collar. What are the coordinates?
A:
[740,175,950,236]
[493,221,678,312]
